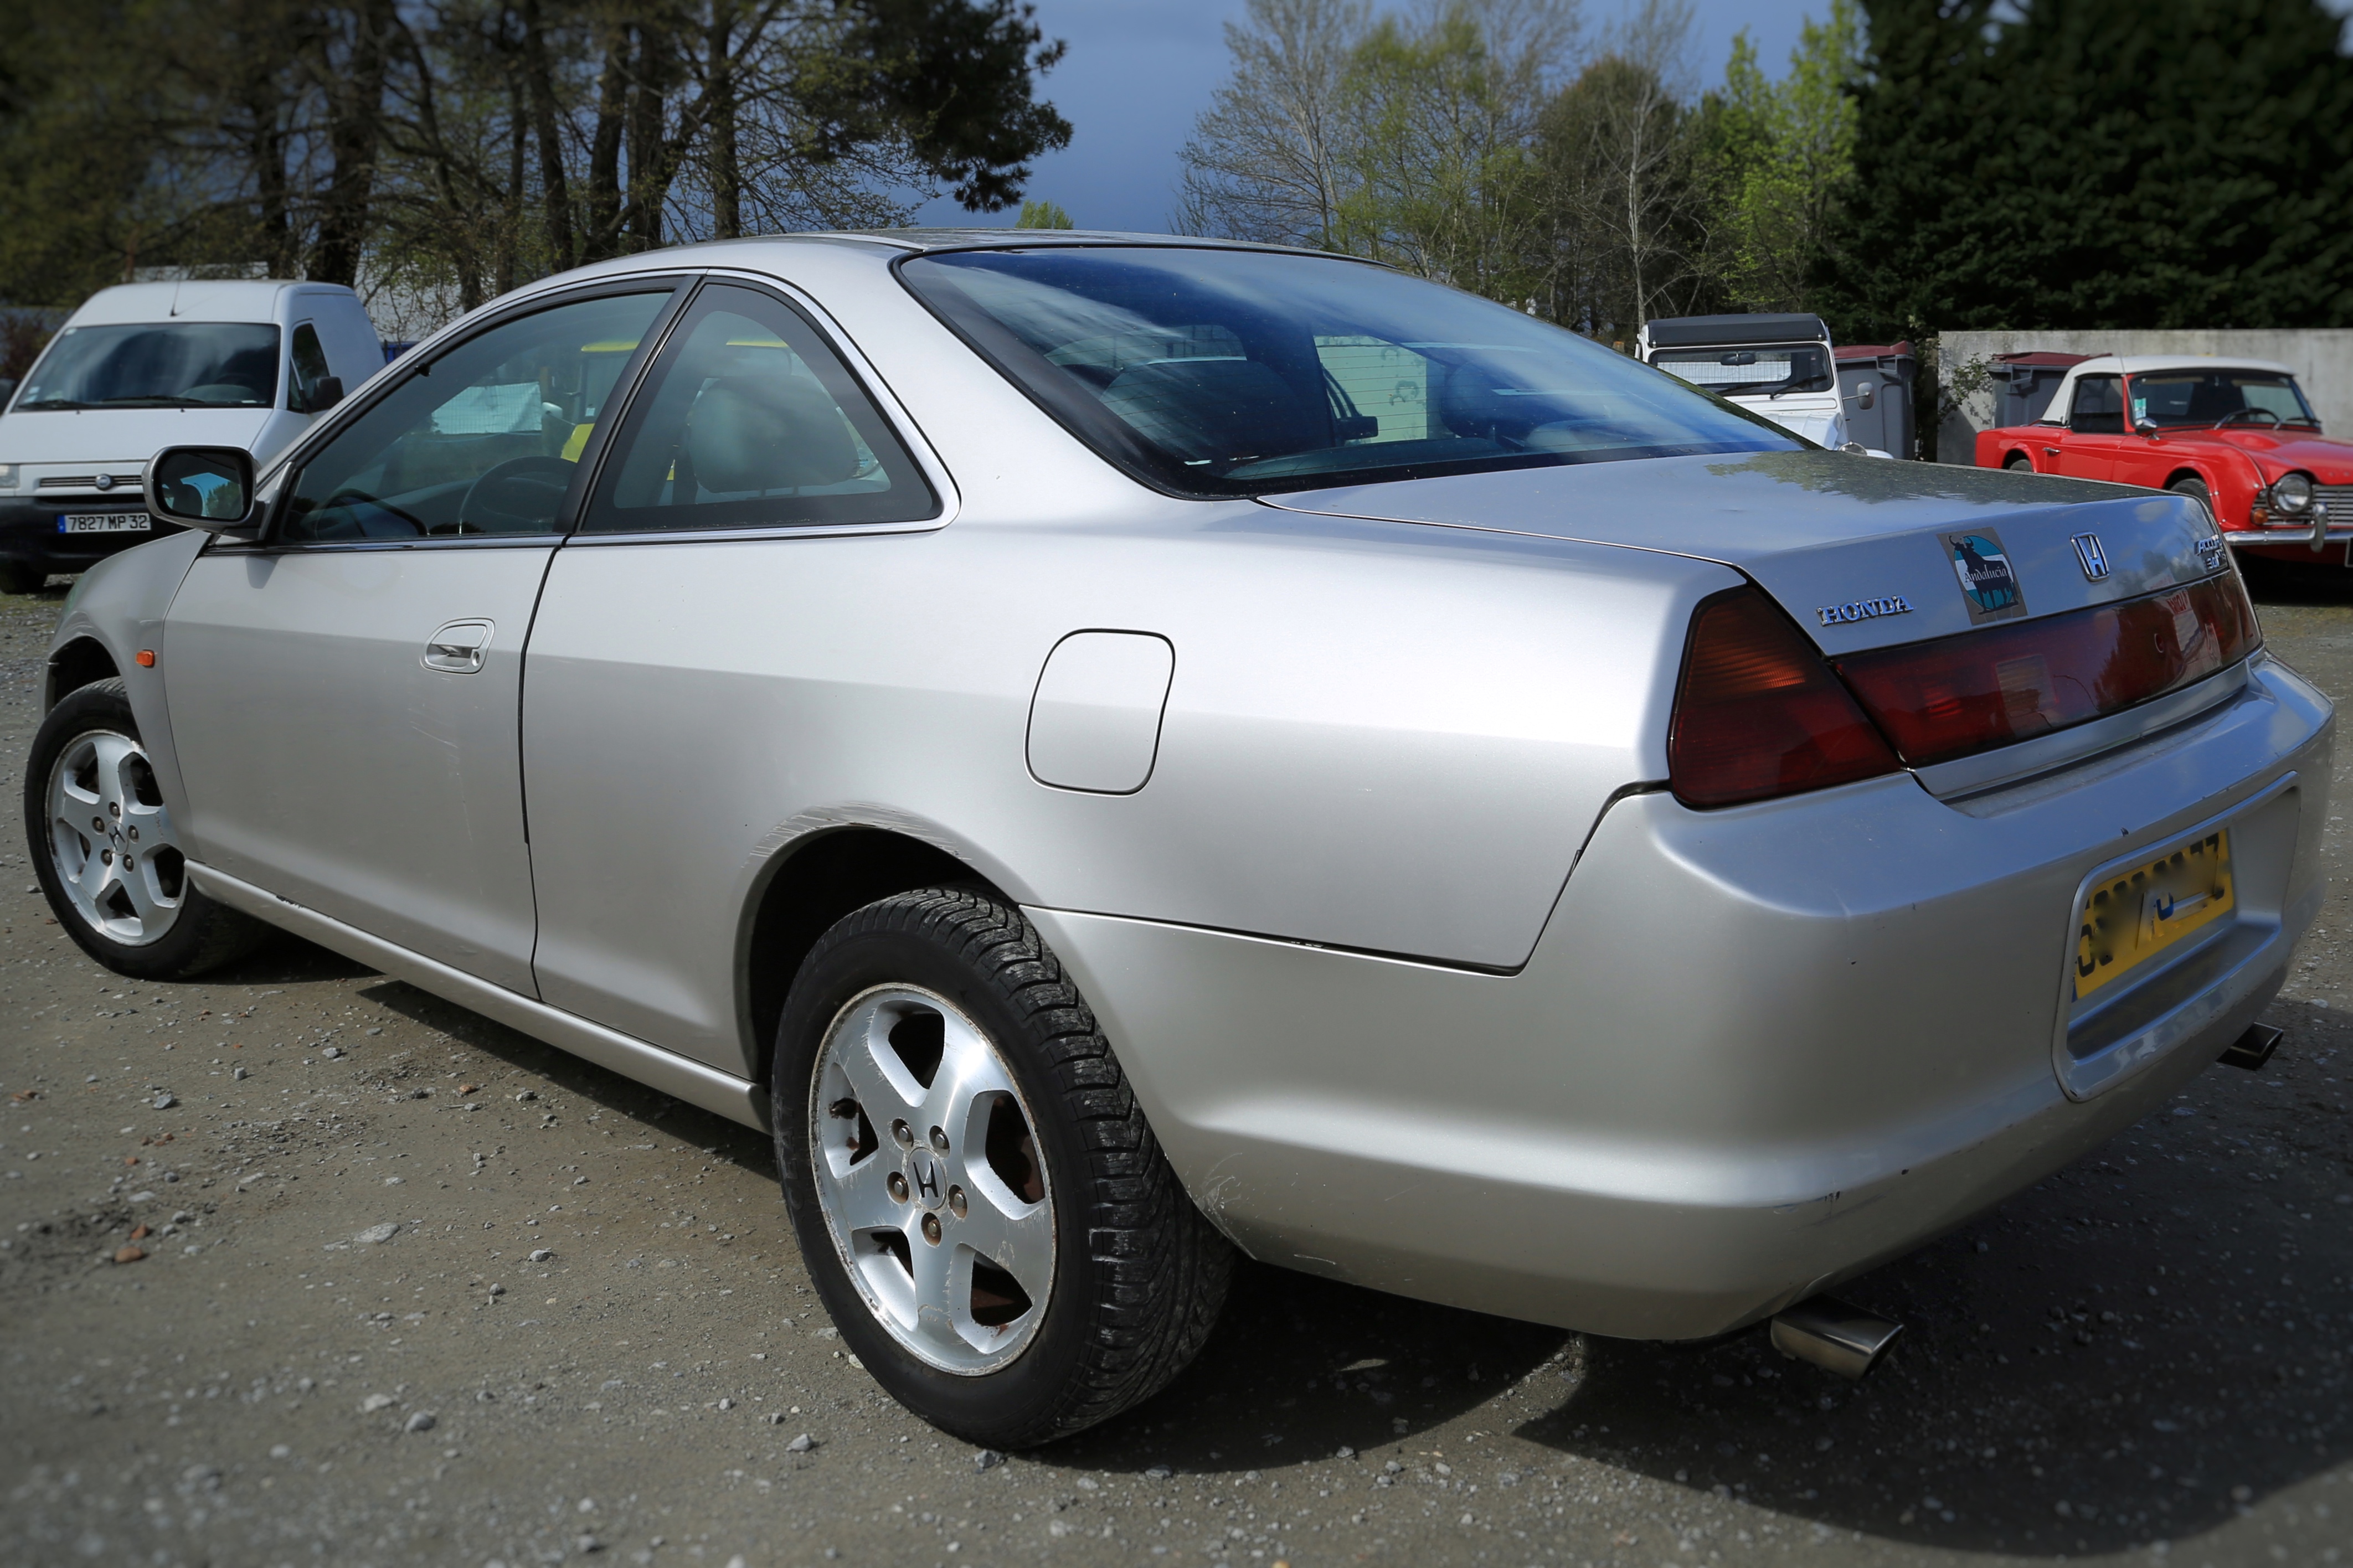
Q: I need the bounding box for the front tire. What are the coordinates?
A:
[25,679,266,979]
[774,886,1231,1448]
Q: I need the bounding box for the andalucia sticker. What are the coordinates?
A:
[1941,528,2027,624]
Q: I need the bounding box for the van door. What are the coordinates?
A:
[287,322,333,415]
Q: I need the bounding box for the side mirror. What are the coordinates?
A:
[1851,378,1876,410]
[300,375,344,415]
[145,446,259,535]
[2135,419,2161,437]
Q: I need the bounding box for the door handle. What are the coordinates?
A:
[423,619,494,673]
[2043,447,2060,457]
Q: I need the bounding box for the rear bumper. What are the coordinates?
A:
[1032,653,2333,1340]
[0,496,181,578]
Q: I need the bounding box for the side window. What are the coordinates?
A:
[2069,375,2124,435]
[583,283,935,534]
[287,323,331,411]
[277,290,670,543]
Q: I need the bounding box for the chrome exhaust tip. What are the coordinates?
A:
[1769,1297,1903,1380]
[2220,1023,2283,1071]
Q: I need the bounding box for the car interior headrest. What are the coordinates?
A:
[1101,358,1322,462]
[684,374,861,493]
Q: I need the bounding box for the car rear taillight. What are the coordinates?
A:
[1667,589,1902,808]
[1833,574,2261,767]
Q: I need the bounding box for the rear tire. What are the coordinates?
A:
[25,679,267,979]
[2004,453,2033,472]
[773,885,1231,1448]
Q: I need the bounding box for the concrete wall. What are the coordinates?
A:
[1935,329,2353,464]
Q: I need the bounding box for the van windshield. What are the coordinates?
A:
[12,323,281,411]
[898,246,1796,498]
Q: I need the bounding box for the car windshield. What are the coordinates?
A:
[898,246,1796,498]
[11,322,281,410]
[1650,343,1834,398]
[2129,369,2319,431]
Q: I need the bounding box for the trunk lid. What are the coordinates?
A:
[1261,449,2223,656]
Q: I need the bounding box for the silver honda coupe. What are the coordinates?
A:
[31,233,2328,1446]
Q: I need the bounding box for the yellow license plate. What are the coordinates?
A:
[2074,829,2235,999]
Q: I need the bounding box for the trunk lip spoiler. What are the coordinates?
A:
[1913,657,2251,802]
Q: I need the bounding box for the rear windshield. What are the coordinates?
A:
[898,246,1797,498]
[1650,342,1833,398]
[12,322,281,410]
[2129,369,2319,431]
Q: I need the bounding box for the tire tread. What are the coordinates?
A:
[791,885,1230,1443]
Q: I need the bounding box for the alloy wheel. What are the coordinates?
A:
[809,984,1055,1374]
[47,729,186,947]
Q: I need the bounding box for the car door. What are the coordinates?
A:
[163,283,678,993]
[519,279,943,1067]
[2053,374,2130,479]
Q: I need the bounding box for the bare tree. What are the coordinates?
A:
[1173,0,1370,247]
[1538,0,1703,334]
[1336,0,1580,293]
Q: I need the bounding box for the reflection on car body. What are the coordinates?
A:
[30,233,2331,1449]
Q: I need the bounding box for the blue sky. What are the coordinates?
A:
[910,0,1827,234]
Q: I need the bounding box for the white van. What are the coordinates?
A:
[1636,312,1862,452]
[0,280,382,592]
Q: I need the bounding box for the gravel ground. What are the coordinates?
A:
[2,569,2350,1568]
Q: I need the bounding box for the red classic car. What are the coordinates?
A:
[1975,354,2352,563]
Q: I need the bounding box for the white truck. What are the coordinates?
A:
[0,279,382,592]
[1636,312,1880,455]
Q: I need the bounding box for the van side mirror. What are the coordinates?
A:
[1851,378,1876,410]
[145,446,259,535]
[301,375,344,415]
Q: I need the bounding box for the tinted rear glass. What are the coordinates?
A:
[14,323,281,410]
[1651,343,1832,397]
[898,247,1797,498]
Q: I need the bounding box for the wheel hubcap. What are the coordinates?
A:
[810,986,1054,1374]
[47,730,186,947]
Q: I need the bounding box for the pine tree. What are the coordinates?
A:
[1813,0,2005,341]
[1822,0,2353,337]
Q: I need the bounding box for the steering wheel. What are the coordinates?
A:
[456,456,575,534]
[2219,407,2283,428]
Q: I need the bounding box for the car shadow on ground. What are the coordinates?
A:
[2240,554,2353,605]
[1053,999,2352,1559]
[227,934,2351,1560]
[208,931,778,1170]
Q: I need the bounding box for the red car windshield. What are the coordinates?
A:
[2129,369,2319,431]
